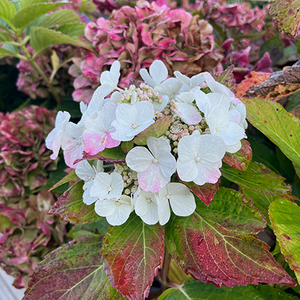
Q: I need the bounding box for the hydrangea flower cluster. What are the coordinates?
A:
[69,0,220,103]
[47,60,247,226]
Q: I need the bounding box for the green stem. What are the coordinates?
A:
[17,36,61,104]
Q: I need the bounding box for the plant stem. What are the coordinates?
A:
[17,36,61,104]
[161,246,171,292]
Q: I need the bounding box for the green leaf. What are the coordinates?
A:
[269,198,300,284]
[49,180,103,224]
[56,23,85,37]
[0,0,16,26]
[159,280,299,300]
[133,115,172,145]
[12,2,67,29]
[259,36,284,65]
[286,91,300,112]
[48,169,77,191]
[101,214,165,299]
[23,235,126,300]
[242,98,300,170]
[19,0,48,10]
[222,139,252,171]
[0,31,13,43]
[269,0,300,36]
[82,146,126,164]
[30,26,91,54]
[165,188,296,287]
[0,46,19,58]
[38,9,80,28]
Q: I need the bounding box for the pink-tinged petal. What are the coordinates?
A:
[75,160,95,181]
[138,163,169,193]
[173,102,202,125]
[102,133,120,149]
[63,144,84,168]
[82,131,105,155]
[167,183,196,217]
[95,199,116,217]
[73,75,90,89]
[126,147,153,172]
[195,160,222,185]
[177,159,198,182]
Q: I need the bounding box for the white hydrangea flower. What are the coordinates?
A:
[90,172,124,201]
[177,130,226,185]
[45,111,70,160]
[111,101,155,141]
[174,71,210,92]
[156,182,196,225]
[75,160,104,205]
[95,195,132,226]
[83,101,120,155]
[155,78,183,100]
[135,189,159,225]
[126,137,176,193]
[140,60,168,89]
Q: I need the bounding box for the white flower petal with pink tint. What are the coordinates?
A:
[90,172,124,200]
[140,60,168,88]
[46,111,70,160]
[111,101,154,141]
[172,101,202,125]
[156,183,195,225]
[126,137,176,193]
[63,143,84,168]
[83,101,120,155]
[135,189,158,225]
[177,131,226,185]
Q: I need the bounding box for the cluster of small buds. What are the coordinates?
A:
[114,163,138,194]
[119,84,163,105]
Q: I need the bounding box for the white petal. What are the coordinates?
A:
[194,88,211,114]
[90,172,111,200]
[157,153,177,178]
[95,199,116,217]
[152,95,169,112]
[194,159,222,185]
[106,200,132,226]
[197,135,226,163]
[82,181,97,205]
[226,141,242,153]
[173,102,202,125]
[176,92,195,104]
[177,158,198,182]
[75,160,95,181]
[174,71,191,87]
[110,172,125,199]
[207,93,230,111]
[134,101,155,126]
[135,191,159,225]
[140,69,156,87]
[115,103,137,126]
[150,60,168,85]
[215,122,245,146]
[126,147,153,172]
[207,80,230,96]
[156,188,171,225]
[177,131,200,162]
[147,136,171,157]
[155,78,182,99]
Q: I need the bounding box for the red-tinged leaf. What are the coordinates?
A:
[165,188,296,287]
[180,179,219,206]
[121,141,134,154]
[49,180,103,224]
[133,115,172,145]
[222,139,252,171]
[23,235,126,300]
[269,199,300,284]
[101,214,164,300]
[48,169,77,192]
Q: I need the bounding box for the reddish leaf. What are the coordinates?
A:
[23,235,126,300]
[133,115,172,145]
[49,180,103,224]
[180,179,219,206]
[101,214,164,300]
[236,71,271,98]
[222,139,252,171]
[165,188,296,287]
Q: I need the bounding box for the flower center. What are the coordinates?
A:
[116,201,120,206]
[132,123,138,129]
[147,198,152,203]
[195,156,201,162]
[153,158,159,164]
[166,194,170,199]
[108,186,113,192]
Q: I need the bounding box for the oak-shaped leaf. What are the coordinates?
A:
[159,279,299,300]
[180,179,219,206]
[245,62,300,100]
[242,98,300,176]
[222,139,252,171]
[49,180,103,224]
[269,198,300,283]
[269,0,300,36]
[165,188,296,287]
[23,235,126,300]
[101,214,164,300]
[133,115,171,145]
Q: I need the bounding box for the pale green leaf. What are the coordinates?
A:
[269,0,300,36]
[269,199,300,284]
[30,26,91,54]
[242,98,300,169]
[0,0,16,25]
[38,9,80,28]
[0,31,13,43]
[19,0,48,10]
[56,23,85,37]
[12,2,67,29]
[2,44,18,53]
[0,46,19,58]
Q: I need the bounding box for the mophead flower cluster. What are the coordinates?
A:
[46,60,247,226]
